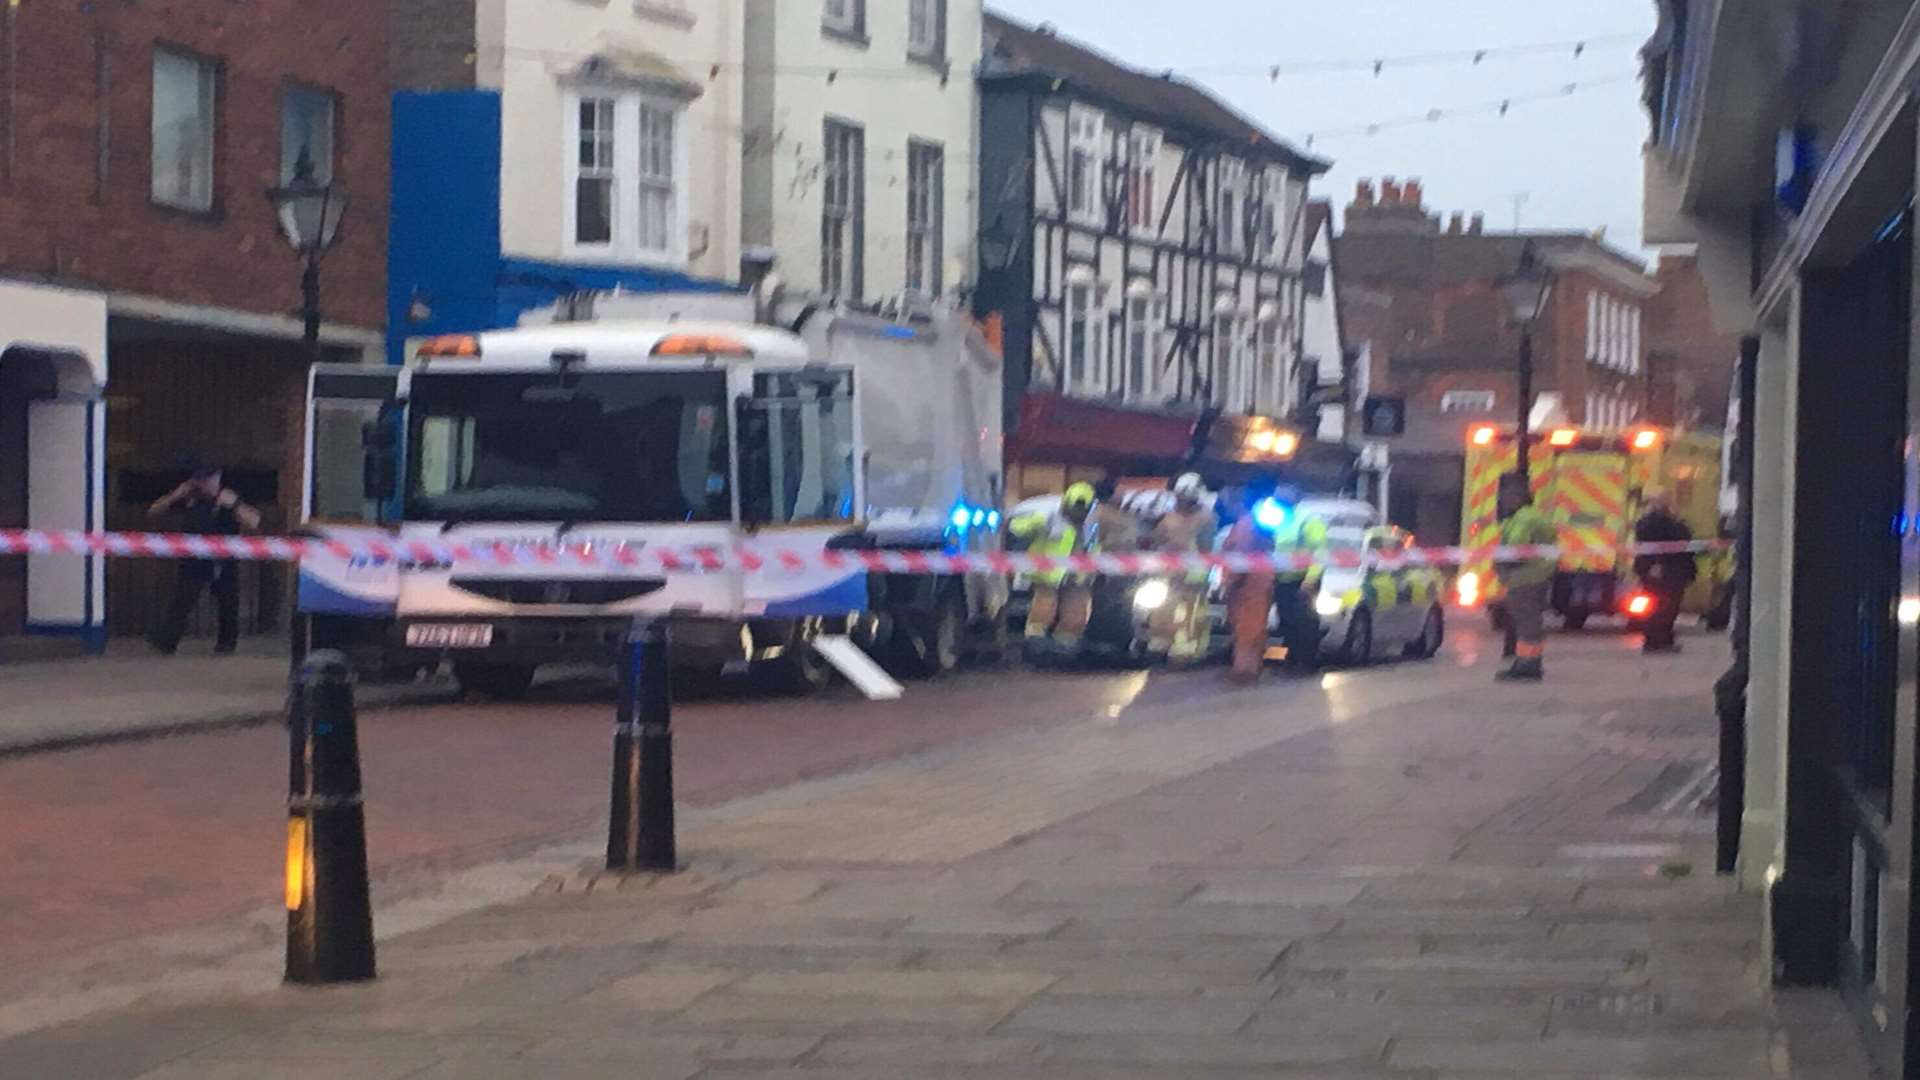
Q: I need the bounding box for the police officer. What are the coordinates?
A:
[1493,473,1556,681]
[1010,482,1100,659]
[1271,496,1329,670]
[1633,488,1697,653]
[1146,473,1218,663]
[148,462,262,656]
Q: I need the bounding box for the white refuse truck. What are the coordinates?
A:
[296,293,1007,697]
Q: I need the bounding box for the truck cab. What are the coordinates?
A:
[299,299,1005,697]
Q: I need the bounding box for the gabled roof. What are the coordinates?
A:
[982,9,1330,176]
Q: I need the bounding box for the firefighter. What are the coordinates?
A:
[1272,498,1330,669]
[1146,473,1218,663]
[1223,484,1281,683]
[1493,473,1557,681]
[1633,488,1697,653]
[1010,482,1100,660]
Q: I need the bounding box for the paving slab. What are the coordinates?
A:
[0,630,1870,1077]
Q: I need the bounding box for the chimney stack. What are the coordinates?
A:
[1468,212,1485,235]
[1403,179,1424,208]
[1353,179,1374,208]
[1379,177,1402,205]
[1447,212,1464,235]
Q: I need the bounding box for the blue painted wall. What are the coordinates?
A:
[388,91,737,366]
[389,91,504,366]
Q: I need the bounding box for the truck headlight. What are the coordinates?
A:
[1314,592,1346,618]
[1133,580,1171,611]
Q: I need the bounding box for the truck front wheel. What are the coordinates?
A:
[454,663,536,701]
[757,645,833,695]
[898,591,967,677]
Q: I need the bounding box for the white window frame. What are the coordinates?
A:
[1628,306,1642,373]
[1067,109,1104,226]
[1124,292,1151,401]
[905,139,943,294]
[569,94,618,251]
[562,88,690,267]
[822,118,866,300]
[1128,130,1159,234]
[823,0,865,36]
[1258,172,1288,265]
[1214,309,1241,409]
[907,0,945,60]
[1067,272,1113,395]
[1256,309,1282,414]
[280,85,335,184]
[1600,295,1617,370]
[152,48,218,213]
[1216,161,1243,255]
[1441,390,1497,414]
[1586,292,1600,361]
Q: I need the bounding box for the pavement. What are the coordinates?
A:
[0,623,1881,1078]
[0,637,455,755]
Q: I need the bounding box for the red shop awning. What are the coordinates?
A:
[1009,392,1199,467]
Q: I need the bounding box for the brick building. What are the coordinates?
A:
[1644,249,1740,430]
[1334,179,1658,543]
[0,0,389,650]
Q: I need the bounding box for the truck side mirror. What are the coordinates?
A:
[735,395,772,526]
[361,404,400,506]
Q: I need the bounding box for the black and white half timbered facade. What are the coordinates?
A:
[975,13,1331,464]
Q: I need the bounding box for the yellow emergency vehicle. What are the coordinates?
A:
[1456,425,1724,628]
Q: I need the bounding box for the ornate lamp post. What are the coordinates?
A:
[267,151,349,359]
[1496,242,1555,479]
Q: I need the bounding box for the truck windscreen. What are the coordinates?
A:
[405,370,731,524]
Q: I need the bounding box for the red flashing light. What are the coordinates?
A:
[1629,428,1660,451]
[1547,428,1578,448]
[1469,425,1498,447]
[1624,592,1654,617]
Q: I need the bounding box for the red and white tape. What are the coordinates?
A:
[0,528,1726,576]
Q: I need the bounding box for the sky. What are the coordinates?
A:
[993,0,1657,251]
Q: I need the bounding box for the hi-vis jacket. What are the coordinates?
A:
[1496,505,1559,588]
[1009,512,1097,586]
[1274,515,1330,586]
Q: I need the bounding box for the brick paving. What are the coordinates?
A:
[0,626,1880,1077]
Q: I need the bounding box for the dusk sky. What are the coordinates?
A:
[993,0,1658,252]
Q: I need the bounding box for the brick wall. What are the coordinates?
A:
[389,0,479,92]
[1645,252,1739,427]
[0,0,388,329]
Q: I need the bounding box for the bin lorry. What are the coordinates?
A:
[1456,424,1724,630]
[295,292,1008,697]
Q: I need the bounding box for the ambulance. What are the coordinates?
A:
[1456,425,1723,629]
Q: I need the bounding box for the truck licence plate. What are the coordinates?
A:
[405,623,493,649]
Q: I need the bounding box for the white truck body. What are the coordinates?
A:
[297,296,1005,683]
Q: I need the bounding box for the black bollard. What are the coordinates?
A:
[608,620,677,873]
[286,649,376,984]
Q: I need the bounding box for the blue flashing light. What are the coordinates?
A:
[951,505,973,530]
[972,509,987,527]
[880,325,919,340]
[1253,498,1290,531]
[987,510,1001,530]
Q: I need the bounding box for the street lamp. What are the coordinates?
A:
[267,150,348,359]
[1496,242,1555,479]
[977,214,1024,274]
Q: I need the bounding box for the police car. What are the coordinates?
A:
[1279,498,1446,667]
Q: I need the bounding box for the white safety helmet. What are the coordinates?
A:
[1172,473,1208,501]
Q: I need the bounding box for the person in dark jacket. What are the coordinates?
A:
[148,461,262,655]
[1633,488,1696,654]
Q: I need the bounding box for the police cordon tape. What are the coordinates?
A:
[0,527,1727,576]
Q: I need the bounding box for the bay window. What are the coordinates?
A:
[564,88,688,264]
